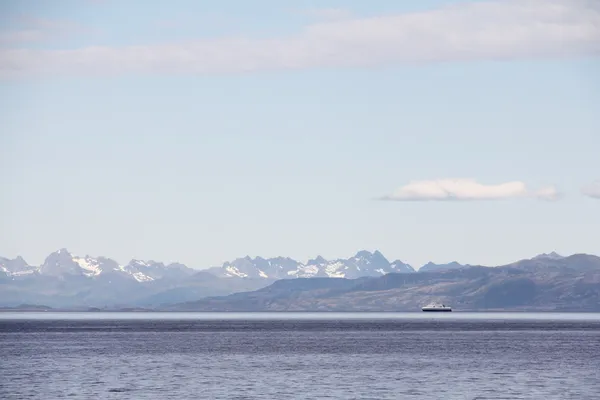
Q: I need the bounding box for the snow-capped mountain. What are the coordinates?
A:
[0,249,266,308]
[3,249,196,282]
[39,249,117,277]
[1,249,463,282]
[122,259,195,282]
[209,250,416,279]
[0,256,37,276]
[390,259,415,273]
[209,256,299,279]
[1,248,593,309]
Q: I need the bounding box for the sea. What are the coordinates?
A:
[1,312,599,399]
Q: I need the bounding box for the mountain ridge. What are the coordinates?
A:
[2,248,594,309]
[2,248,574,279]
[168,253,600,312]
[2,249,421,281]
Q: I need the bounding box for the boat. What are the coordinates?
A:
[422,303,452,312]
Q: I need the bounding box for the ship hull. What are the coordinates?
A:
[422,308,452,312]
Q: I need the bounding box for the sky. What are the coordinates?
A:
[1,0,599,269]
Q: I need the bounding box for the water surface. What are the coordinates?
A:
[1,314,598,399]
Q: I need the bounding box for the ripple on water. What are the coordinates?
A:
[0,319,599,399]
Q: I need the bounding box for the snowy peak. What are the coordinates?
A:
[390,260,415,273]
[212,250,416,280]
[0,255,36,276]
[5,249,417,281]
[307,256,327,265]
[344,250,393,276]
[71,255,104,277]
[122,259,195,282]
[9,249,196,282]
[350,250,389,267]
[220,257,258,278]
[214,256,300,279]
[128,259,150,267]
[11,256,28,269]
[40,249,83,276]
[38,250,127,278]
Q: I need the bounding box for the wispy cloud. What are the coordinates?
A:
[582,181,600,199]
[379,179,560,202]
[0,0,598,78]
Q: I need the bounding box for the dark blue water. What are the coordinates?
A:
[1,315,599,399]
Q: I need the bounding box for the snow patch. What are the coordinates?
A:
[131,259,149,267]
[287,264,319,278]
[132,272,154,282]
[14,269,36,276]
[325,262,346,278]
[72,256,102,277]
[258,269,269,278]
[225,265,248,278]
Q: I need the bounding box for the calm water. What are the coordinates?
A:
[1,313,599,399]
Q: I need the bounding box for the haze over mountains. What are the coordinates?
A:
[0,248,435,282]
[0,249,426,308]
[171,252,600,312]
[1,249,599,311]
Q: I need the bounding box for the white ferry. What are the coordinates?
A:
[422,303,452,312]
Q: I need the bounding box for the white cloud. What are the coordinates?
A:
[0,0,598,78]
[582,181,600,199]
[380,179,560,201]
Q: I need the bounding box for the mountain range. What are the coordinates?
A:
[170,253,600,312]
[1,249,598,311]
[206,250,416,279]
[1,249,431,282]
[0,249,425,308]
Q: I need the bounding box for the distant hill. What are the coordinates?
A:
[418,261,467,272]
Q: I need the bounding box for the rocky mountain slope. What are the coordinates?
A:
[3,248,596,310]
[0,249,269,308]
[169,254,600,312]
[0,249,417,308]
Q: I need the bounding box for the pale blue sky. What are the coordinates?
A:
[1,0,599,268]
